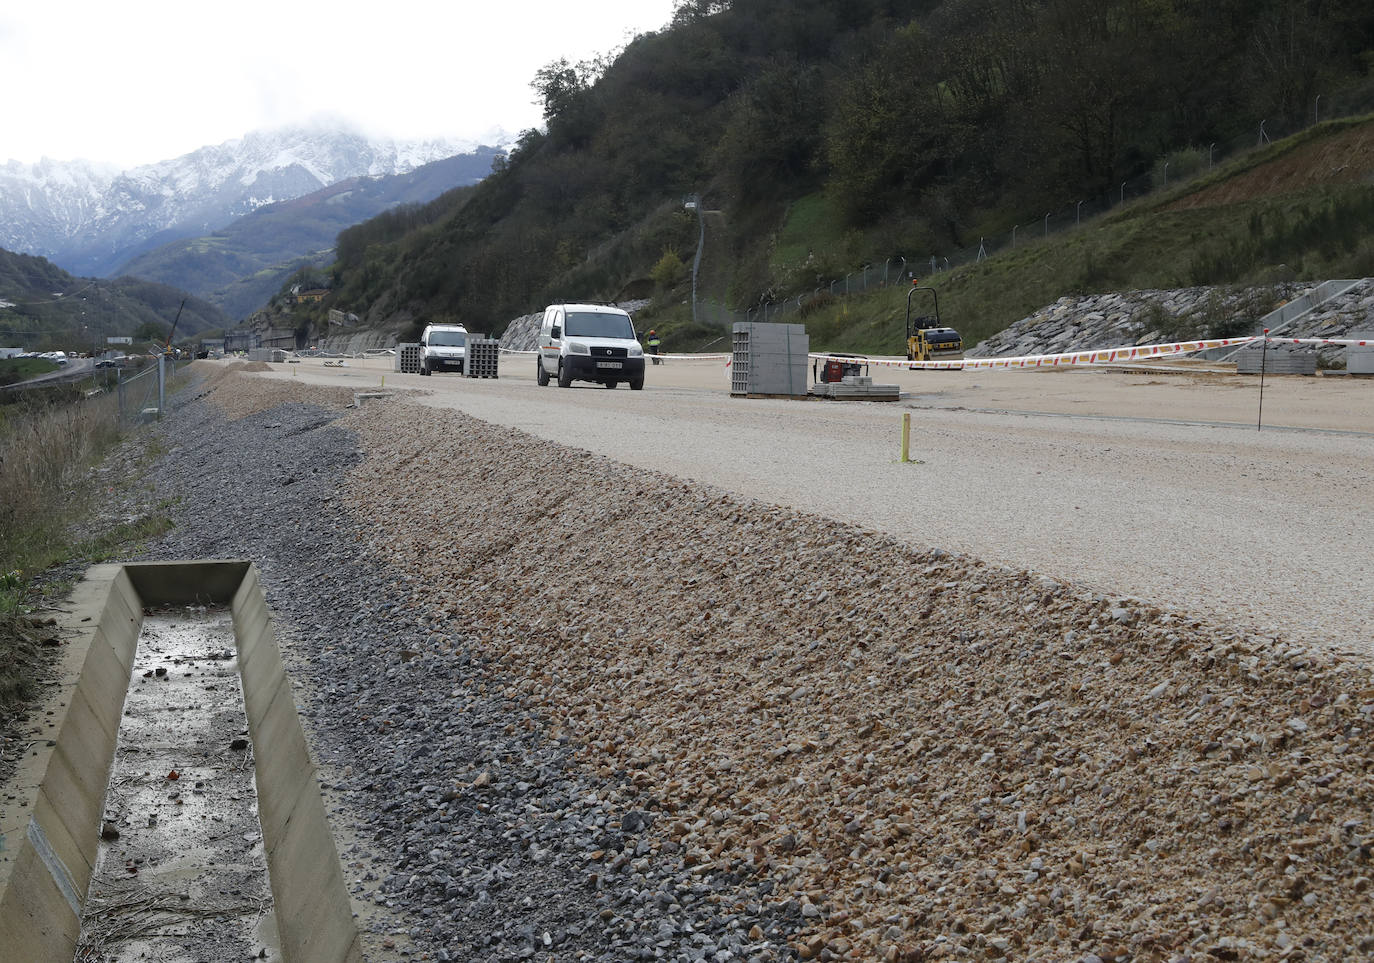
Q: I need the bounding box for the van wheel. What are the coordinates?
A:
[557,361,572,388]
[536,358,549,386]
[629,375,644,390]
[604,380,617,389]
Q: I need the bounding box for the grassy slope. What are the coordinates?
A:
[764,116,1374,354]
[0,376,182,724]
[0,357,58,387]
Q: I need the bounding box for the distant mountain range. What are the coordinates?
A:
[0,127,506,316]
[115,149,502,318]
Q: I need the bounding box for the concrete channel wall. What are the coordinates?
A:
[0,561,361,963]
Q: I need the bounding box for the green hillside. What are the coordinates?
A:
[273,0,1374,347]
[0,250,228,353]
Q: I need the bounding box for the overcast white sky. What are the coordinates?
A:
[1,0,681,169]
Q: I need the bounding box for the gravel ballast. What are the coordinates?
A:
[111,364,1374,960]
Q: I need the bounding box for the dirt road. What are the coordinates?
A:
[258,355,1374,654]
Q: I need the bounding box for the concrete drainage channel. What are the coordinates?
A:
[0,561,362,963]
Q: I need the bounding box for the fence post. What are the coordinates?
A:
[157,354,166,416]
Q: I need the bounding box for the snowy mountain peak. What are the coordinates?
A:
[0,126,493,277]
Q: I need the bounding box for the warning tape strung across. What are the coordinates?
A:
[498,348,733,361]
[805,336,1256,370]
[498,336,1370,370]
[813,335,1373,370]
[1268,337,1372,346]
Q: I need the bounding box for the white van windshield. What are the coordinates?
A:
[428,330,466,346]
[564,312,634,339]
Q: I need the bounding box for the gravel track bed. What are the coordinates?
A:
[133,366,1372,961]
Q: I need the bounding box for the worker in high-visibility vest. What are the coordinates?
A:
[646,329,662,364]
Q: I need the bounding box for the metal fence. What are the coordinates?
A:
[712,92,1374,329]
[114,356,191,423]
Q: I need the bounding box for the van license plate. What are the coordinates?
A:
[596,361,623,369]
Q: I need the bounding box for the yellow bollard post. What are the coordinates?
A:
[381,375,385,388]
[900,412,911,463]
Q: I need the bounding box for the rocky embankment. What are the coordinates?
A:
[970,281,1374,364]
[339,394,1374,962]
[130,366,1373,962]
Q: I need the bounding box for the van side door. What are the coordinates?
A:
[540,307,562,373]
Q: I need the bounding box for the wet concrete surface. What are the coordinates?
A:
[75,608,279,962]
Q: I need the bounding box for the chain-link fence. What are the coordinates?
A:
[114,356,191,423]
[711,94,1374,329]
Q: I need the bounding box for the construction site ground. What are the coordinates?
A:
[271,354,1373,654]
[12,357,1370,963]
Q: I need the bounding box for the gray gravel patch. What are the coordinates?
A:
[130,372,797,962]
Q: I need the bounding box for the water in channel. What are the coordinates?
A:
[75,608,280,962]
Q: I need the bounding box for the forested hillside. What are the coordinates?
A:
[296,0,1374,341]
[0,249,226,351]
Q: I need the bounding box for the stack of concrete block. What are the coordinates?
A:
[248,348,289,363]
[465,339,500,378]
[1235,345,1317,375]
[809,374,900,401]
[731,322,809,397]
[1348,332,1374,375]
[396,343,421,374]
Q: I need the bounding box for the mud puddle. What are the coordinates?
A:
[75,608,279,962]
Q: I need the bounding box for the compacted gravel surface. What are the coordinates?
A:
[117,364,1373,961]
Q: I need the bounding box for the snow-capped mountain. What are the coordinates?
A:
[0,126,501,277]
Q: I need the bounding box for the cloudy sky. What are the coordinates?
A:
[1,0,680,169]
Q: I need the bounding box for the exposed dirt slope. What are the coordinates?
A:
[1169,121,1374,211]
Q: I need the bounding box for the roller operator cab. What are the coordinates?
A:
[536,304,646,390]
[419,323,468,375]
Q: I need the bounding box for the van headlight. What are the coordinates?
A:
[568,341,590,355]
[628,345,643,358]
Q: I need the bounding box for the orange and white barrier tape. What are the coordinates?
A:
[499,335,1369,369]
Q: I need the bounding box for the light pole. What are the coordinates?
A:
[684,194,704,326]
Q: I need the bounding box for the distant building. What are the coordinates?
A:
[291,287,329,303]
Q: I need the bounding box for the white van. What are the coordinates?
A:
[419,323,468,375]
[536,303,645,390]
